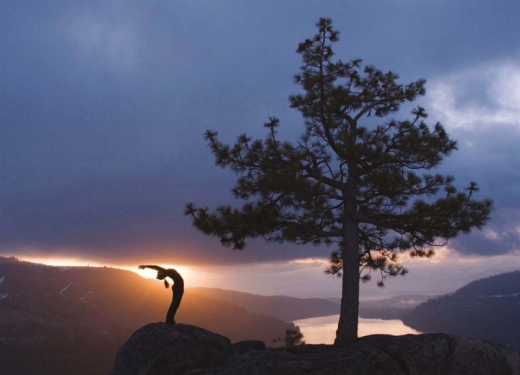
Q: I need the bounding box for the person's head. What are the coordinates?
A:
[157,270,170,288]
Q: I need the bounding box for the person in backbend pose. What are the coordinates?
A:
[138,265,184,324]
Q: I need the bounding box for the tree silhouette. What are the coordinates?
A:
[273,328,305,351]
[185,18,493,346]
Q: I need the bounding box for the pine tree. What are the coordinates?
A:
[185,18,493,346]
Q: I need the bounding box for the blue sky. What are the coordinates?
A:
[1,1,519,297]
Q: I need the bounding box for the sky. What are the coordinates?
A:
[1,0,520,299]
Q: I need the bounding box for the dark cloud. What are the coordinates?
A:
[443,127,520,256]
[1,1,520,265]
[423,64,520,256]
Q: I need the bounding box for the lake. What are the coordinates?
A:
[293,314,421,344]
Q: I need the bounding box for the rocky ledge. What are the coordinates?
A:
[111,323,520,375]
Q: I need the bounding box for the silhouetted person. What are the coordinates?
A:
[138,265,184,324]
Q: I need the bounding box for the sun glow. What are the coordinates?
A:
[17,256,104,268]
[131,264,192,283]
[13,256,197,286]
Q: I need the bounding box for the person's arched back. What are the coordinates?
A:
[138,265,184,324]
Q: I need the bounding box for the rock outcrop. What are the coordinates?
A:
[112,324,520,375]
[232,339,266,355]
[111,323,232,375]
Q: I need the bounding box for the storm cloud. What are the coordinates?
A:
[424,62,520,256]
[1,0,520,267]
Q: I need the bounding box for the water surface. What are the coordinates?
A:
[293,314,421,344]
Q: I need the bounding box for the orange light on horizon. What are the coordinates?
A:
[130,264,192,282]
[15,256,104,268]
[14,256,203,287]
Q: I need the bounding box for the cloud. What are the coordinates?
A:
[425,61,520,256]
[2,1,520,269]
[289,258,330,266]
[428,61,520,129]
[52,2,145,76]
[183,249,520,298]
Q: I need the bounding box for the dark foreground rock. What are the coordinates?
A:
[232,339,266,355]
[222,334,519,375]
[112,325,520,375]
[111,323,232,375]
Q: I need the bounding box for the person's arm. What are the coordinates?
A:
[138,265,166,272]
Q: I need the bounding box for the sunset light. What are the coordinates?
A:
[17,256,104,268]
[133,264,192,283]
[1,2,520,374]
[14,256,197,286]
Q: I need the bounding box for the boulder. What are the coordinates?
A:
[489,341,520,375]
[111,325,520,375]
[111,323,232,375]
[354,334,513,375]
[220,334,520,375]
[232,340,266,355]
[219,350,313,375]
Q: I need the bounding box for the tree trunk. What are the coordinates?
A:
[334,164,360,347]
[334,216,360,346]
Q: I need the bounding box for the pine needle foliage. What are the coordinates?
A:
[185,18,493,346]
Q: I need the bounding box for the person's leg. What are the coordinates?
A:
[166,288,184,324]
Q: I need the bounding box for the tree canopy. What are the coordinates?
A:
[185,18,493,346]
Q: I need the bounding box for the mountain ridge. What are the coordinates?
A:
[402,270,520,348]
[0,257,295,375]
[189,286,340,321]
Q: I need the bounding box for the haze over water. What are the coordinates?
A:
[293,315,422,344]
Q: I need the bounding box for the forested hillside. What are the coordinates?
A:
[453,270,520,297]
[190,287,340,321]
[0,257,294,375]
[402,270,520,348]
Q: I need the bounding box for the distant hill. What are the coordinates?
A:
[193,288,436,322]
[324,295,436,320]
[0,257,295,375]
[453,270,520,297]
[358,294,438,320]
[191,288,438,323]
[189,287,340,321]
[402,270,520,348]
